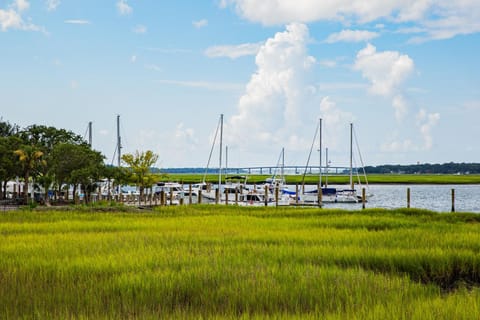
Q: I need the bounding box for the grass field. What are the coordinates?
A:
[1,206,479,319]
[157,173,480,185]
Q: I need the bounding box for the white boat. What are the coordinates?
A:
[295,120,370,205]
[154,182,185,204]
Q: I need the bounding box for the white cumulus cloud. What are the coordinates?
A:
[354,43,414,97]
[13,0,29,12]
[225,23,317,159]
[205,42,263,59]
[325,29,379,43]
[0,0,45,32]
[117,0,132,16]
[416,109,440,150]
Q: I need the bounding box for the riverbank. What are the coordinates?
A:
[157,173,480,185]
[1,206,479,319]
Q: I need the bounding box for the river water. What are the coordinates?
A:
[311,184,480,213]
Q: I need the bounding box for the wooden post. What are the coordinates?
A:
[160,191,164,206]
[295,183,299,205]
[317,182,321,208]
[407,188,410,209]
[264,185,268,206]
[275,186,279,207]
[225,189,229,206]
[215,188,219,204]
[362,188,366,210]
[189,184,192,205]
[451,188,455,212]
[170,190,174,206]
[180,197,184,205]
[235,188,238,205]
[198,189,202,204]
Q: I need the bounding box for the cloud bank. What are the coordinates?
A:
[221,0,480,41]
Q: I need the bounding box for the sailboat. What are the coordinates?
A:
[297,120,368,204]
[196,114,249,204]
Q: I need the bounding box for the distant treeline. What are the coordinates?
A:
[157,163,480,175]
[363,163,480,174]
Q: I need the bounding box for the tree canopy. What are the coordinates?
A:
[122,150,159,197]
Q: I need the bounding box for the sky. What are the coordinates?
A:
[1,0,479,169]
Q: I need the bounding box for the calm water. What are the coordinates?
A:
[315,184,480,213]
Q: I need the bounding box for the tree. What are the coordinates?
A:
[50,143,105,204]
[19,125,87,203]
[0,120,21,199]
[0,136,22,199]
[0,119,19,137]
[121,150,159,197]
[14,145,45,203]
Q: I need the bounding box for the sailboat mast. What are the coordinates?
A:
[325,147,329,187]
[88,121,93,147]
[219,114,223,189]
[281,147,285,182]
[350,122,353,189]
[319,118,322,188]
[117,115,122,167]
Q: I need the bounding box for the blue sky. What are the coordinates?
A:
[1,0,479,169]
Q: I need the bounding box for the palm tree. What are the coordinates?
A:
[14,146,45,204]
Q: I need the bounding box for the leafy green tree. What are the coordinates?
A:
[121,150,159,197]
[0,119,19,137]
[0,136,22,199]
[18,125,87,202]
[50,143,105,204]
[14,145,46,203]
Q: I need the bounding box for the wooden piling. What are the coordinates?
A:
[198,190,202,204]
[317,182,321,208]
[362,188,366,210]
[215,188,219,204]
[189,184,192,205]
[296,183,299,205]
[407,188,411,209]
[451,188,455,212]
[275,186,279,207]
[264,185,268,206]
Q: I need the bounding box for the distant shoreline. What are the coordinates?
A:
[155,174,480,185]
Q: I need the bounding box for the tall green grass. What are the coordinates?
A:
[0,207,479,319]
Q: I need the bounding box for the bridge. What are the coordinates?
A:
[218,166,357,176]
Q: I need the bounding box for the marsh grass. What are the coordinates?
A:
[1,206,479,319]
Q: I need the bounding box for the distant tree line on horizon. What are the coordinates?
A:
[158,162,480,175]
[363,163,480,174]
